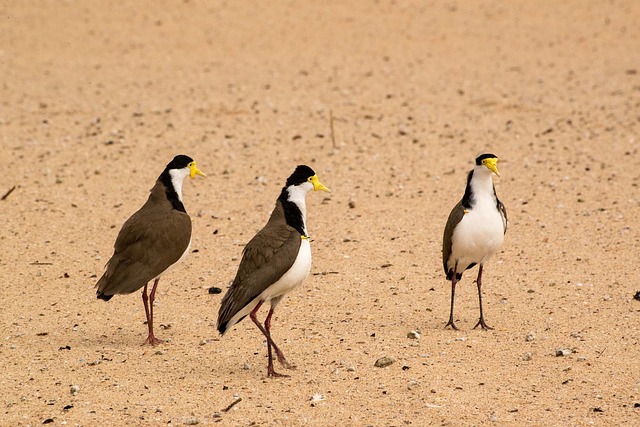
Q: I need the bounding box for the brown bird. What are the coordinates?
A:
[217,165,330,377]
[442,153,507,330]
[96,155,205,345]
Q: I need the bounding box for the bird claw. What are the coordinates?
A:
[142,335,164,346]
[280,360,297,370]
[473,319,493,330]
[267,368,290,378]
[445,320,459,331]
[275,353,296,369]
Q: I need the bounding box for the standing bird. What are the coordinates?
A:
[217,165,330,377]
[442,153,507,330]
[96,155,205,345]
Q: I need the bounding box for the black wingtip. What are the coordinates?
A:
[217,322,227,336]
[96,293,113,302]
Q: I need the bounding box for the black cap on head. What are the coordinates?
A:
[475,153,497,165]
[285,165,316,187]
[166,155,194,171]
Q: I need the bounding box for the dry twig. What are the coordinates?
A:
[222,397,242,412]
[1,185,16,201]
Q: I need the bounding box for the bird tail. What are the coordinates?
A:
[96,292,113,301]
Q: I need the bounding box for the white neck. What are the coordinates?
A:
[470,166,496,200]
[169,168,190,202]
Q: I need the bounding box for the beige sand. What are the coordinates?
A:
[1,1,640,425]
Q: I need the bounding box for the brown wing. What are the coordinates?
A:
[96,186,192,297]
[217,202,301,333]
[442,200,465,278]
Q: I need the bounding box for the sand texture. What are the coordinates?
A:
[1,1,640,425]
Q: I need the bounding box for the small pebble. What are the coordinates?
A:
[525,332,536,342]
[346,366,355,372]
[310,394,325,407]
[374,356,396,368]
[242,363,251,370]
[455,337,467,342]
[70,385,80,395]
[555,348,572,357]
[348,198,356,209]
[208,287,222,294]
[310,393,325,402]
[522,352,533,361]
[184,418,199,425]
[407,330,420,340]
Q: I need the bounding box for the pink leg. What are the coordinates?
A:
[142,279,164,346]
[249,301,288,378]
[265,308,295,369]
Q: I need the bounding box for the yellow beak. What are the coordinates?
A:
[482,158,500,177]
[310,175,330,192]
[189,162,206,178]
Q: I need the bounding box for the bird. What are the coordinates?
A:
[217,165,330,377]
[96,154,205,345]
[442,153,507,330]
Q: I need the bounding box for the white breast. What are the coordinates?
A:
[450,199,504,271]
[260,239,312,300]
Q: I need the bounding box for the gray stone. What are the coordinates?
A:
[375,356,396,368]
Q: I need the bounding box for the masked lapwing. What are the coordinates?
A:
[217,165,330,377]
[442,153,507,330]
[96,155,205,345]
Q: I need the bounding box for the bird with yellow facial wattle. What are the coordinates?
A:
[442,153,507,330]
[96,155,205,345]
[217,165,330,377]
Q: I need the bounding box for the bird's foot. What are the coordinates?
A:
[275,353,296,370]
[142,335,164,346]
[473,318,493,330]
[279,359,297,370]
[267,367,290,378]
[445,320,459,331]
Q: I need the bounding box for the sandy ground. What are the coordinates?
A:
[2,1,640,425]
